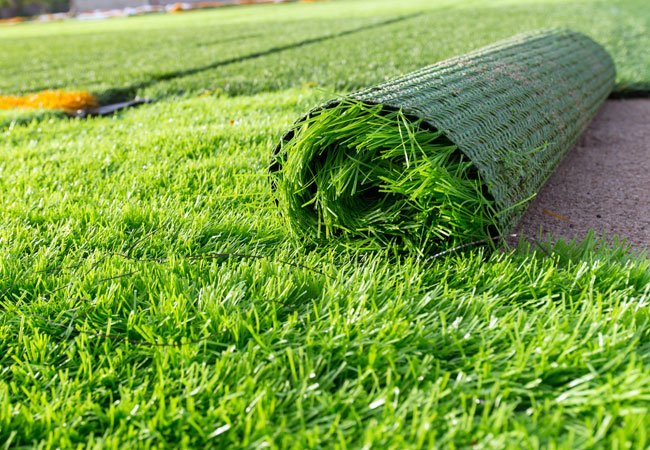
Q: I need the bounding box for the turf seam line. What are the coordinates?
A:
[99,12,422,103]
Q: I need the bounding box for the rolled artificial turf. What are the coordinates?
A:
[272,29,616,254]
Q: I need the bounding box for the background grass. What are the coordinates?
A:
[1,0,650,447]
[1,0,649,101]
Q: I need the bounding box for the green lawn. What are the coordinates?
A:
[1,0,650,447]
[1,0,649,100]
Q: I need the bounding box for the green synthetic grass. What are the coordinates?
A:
[1,0,650,446]
[273,101,497,254]
[1,89,649,448]
[0,0,649,101]
[0,108,64,130]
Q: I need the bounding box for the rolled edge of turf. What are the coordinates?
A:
[272,29,616,250]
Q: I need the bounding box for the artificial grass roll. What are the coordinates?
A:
[272,29,616,254]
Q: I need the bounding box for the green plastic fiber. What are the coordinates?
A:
[271,29,616,253]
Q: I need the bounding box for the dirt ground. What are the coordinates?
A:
[515,99,649,252]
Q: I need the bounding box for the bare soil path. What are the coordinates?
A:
[516,99,650,251]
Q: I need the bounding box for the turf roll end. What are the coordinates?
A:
[272,100,498,254]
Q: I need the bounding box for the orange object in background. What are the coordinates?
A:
[0,90,98,112]
[169,3,184,12]
[0,17,25,25]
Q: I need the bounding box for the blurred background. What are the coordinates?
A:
[0,0,278,19]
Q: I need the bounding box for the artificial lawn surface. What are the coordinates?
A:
[272,101,496,254]
[2,88,650,448]
[1,0,649,102]
[1,0,650,447]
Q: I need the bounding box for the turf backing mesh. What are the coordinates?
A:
[272,29,616,253]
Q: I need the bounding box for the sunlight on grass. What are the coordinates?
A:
[1,0,649,445]
[0,89,648,447]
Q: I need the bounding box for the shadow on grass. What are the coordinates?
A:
[194,32,263,48]
[610,82,650,98]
